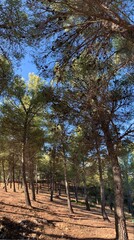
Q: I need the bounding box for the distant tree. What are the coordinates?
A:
[0,74,50,206]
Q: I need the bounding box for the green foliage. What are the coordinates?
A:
[0,73,49,184]
[0,55,13,94]
[112,36,134,64]
[0,0,29,59]
[26,0,134,74]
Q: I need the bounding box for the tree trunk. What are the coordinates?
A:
[21,114,31,207]
[83,182,90,211]
[50,174,54,202]
[31,180,36,201]
[82,160,90,211]
[95,141,109,221]
[29,155,36,201]
[10,181,12,189]
[101,121,128,240]
[12,167,16,193]
[74,183,79,203]
[21,144,31,207]
[29,167,36,201]
[35,164,39,194]
[64,176,73,214]
[49,153,55,202]
[12,156,16,192]
[58,183,61,196]
[18,170,22,190]
[98,159,109,221]
[2,160,7,192]
[63,148,73,214]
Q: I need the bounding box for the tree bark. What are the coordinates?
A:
[21,145,31,206]
[35,164,39,194]
[50,174,54,202]
[82,160,90,211]
[101,121,128,240]
[95,141,109,221]
[29,165,36,201]
[74,183,79,203]
[12,155,16,192]
[29,154,36,201]
[73,162,79,203]
[64,175,73,214]
[50,149,55,202]
[2,160,7,192]
[83,181,90,211]
[58,183,61,196]
[63,148,73,214]
[31,180,36,201]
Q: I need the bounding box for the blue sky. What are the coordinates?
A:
[15,53,38,80]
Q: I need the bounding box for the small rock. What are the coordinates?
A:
[35,219,48,224]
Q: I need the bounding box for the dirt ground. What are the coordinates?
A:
[0,186,133,240]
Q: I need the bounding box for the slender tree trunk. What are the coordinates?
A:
[21,144,31,207]
[29,154,36,201]
[12,156,16,192]
[29,167,36,201]
[50,174,54,201]
[98,158,110,221]
[21,115,31,207]
[63,148,73,214]
[58,183,61,196]
[10,181,12,189]
[74,183,79,203]
[73,163,79,203]
[12,165,16,192]
[50,160,54,202]
[64,175,73,214]
[83,181,90,211]
[2,160,7,192]
[95,141,109,221]
[21,179,23,188]
[101,121,128,240]
[35,164,39,194]
[18,170,21,189]
[82,160,90,211]
[31,180,36,201]
[50,155,54,202]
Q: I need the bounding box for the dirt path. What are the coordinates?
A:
[0,187,133,239]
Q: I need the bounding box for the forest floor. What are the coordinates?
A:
[0,185,133,240]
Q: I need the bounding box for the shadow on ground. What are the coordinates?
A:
[44,233,115,240]
[0,217,116,240]
[0,217,41,239]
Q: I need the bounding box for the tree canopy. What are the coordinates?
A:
[0,1,134,240]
